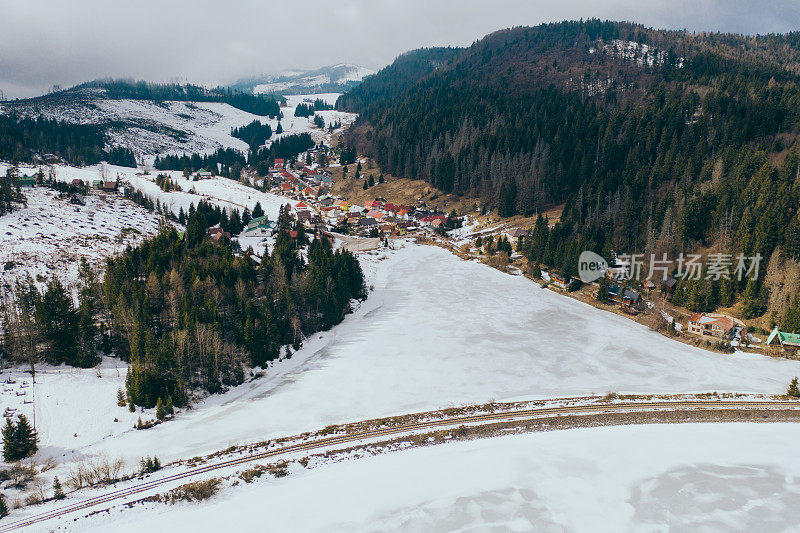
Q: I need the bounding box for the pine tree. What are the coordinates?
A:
[53,477,65,500]
[117,388,126,407]
[0,493,8,518]
[252,202,264,220]
[363,180,368,190]
[597,276,611,303]
[13,414,37,459]
[165,397,174,416]
[275,122,283,135]
[789,377,800,398]
[156,397,166,420]
[1,418,17,462]
[368,175,375,187]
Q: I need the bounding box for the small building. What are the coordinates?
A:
[101,181,118,192]
[16,176,36,187]
[71,179,84,187]
[687,313,736,339]
[70,193,86,206]
[661,276,678,293]
[196,171,213,180]
[244,216,276,237]
[766,326,800,349]
[92,180,103,189]
[506,227,527,244]
[608,285,643,307]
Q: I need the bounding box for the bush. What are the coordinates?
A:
[168,478,221,502]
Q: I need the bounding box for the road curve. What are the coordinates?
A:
[2,398,799,532]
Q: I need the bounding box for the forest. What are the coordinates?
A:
[1,203,365,407]
[153,133,315,175]
[339,20,800,324]
[0,166,27,215]
[75,79,284,117]
[231,120,273,150]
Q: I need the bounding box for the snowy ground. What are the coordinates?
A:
[0,359,137,455]
[12,243,799,473]
[69,423,800,532]
[0,187,163,295]
[1,162,297,221]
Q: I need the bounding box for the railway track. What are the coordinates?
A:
[2,398,798,531]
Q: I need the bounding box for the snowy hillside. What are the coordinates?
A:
[246,64,374,95]
[0,186,164,295]
[0,88,357,160]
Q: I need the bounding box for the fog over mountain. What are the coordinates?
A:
[2,0,799,98]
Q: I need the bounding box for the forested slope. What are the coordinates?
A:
[339,20,800,321]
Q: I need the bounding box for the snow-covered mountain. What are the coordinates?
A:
[0,86,356,159]
[237,63,375,95]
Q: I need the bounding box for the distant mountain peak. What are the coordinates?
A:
[232,64,375,95]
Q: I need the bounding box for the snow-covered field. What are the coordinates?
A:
[12,243,799,471]
[0,359,138,455]
[70,423,800,532]
[1,162,296,221]
[0,187,163,295]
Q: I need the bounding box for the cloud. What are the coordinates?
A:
[1,0,798,98]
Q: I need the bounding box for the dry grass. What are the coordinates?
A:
[168,478,221,503]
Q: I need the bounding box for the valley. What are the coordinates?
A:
[3,14,800,532]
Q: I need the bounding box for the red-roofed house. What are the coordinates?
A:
[687,313,736,339]
[295,201,310,211]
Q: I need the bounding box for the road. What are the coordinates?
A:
[2,397,799,531]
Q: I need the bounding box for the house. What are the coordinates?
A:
[660,276,678,293]
[549,272,571,289]
[358,217,378,228]
[506,227,527,244]
[208,226,231,241]
[244,216,276,237]
[274,158,285,167]
[366,210,384,220]
[92,180,103,189]
[101,181,118,192]
[71,179,84,187]
[70,193,86,206]
[608,285,643,307]
[688,313,736,339]
[295,201,310,211]
[302,186,318,198]
[279,182,293,192]
[16,176,36,187]
[766,326,800,349]
[196,171,213,180]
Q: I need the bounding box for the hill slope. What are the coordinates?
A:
[339,20,800,323]
[236,64,375,95]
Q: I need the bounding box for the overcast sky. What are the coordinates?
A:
[1,0,798,99]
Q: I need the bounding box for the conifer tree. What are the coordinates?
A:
[1,418,16,462]
[53,477,65,500]
[789,377,800,398]
[156,398,166,420]
[0,493,8,518]
[13,414,37,459]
